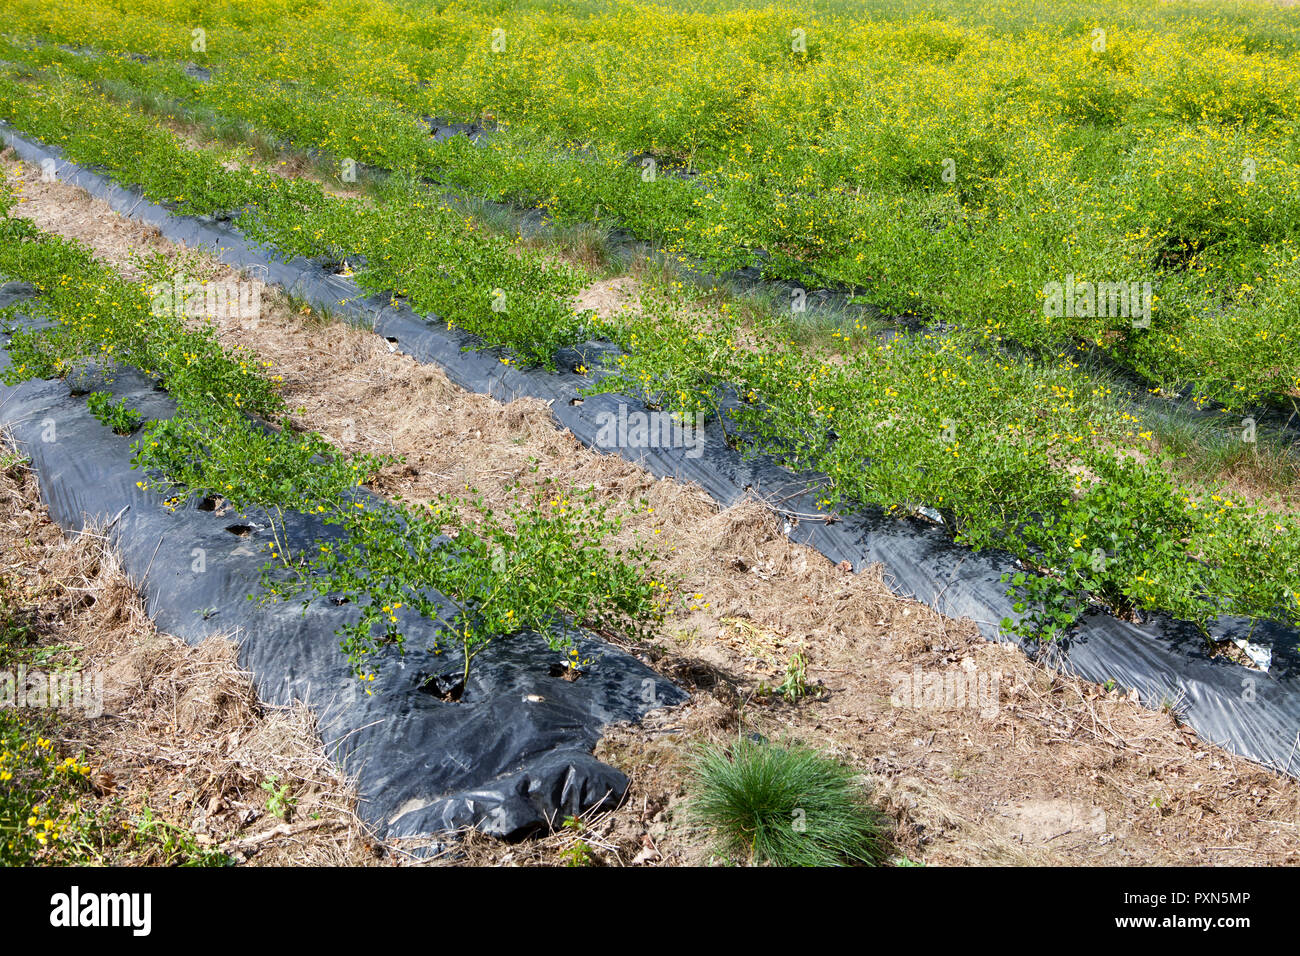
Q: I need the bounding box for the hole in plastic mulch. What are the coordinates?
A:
[417,672,466,702]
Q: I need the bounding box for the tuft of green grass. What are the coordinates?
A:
[688,737,883,867]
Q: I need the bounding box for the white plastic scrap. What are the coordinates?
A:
[1234,638,1272,672]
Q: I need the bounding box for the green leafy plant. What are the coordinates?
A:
[274,482,667,691]
[131,406,392,569]
[558,814,594,867]
[0,713,90,865]
[129,806,232,867]
[260,775,294,820]
[85,391,143,435]
[2,39,1297,656]
[1000,570,1084,644]
[777,649,812,701]
[0,214,668,696]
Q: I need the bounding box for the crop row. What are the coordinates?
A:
[0,193,665,687]
[0,65,1296,640]
[1,0,1298,412]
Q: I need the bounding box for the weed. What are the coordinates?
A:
[688,736,883,867]
[261,775,294,820]
[558,815,594,867]
[776,649,811,702]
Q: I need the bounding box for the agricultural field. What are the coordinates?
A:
[0,0,1297,889]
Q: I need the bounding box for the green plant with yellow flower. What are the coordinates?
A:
[272,481,667,692]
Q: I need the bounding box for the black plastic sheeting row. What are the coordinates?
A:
[0,278,686,842]
[3,123,1300,779]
